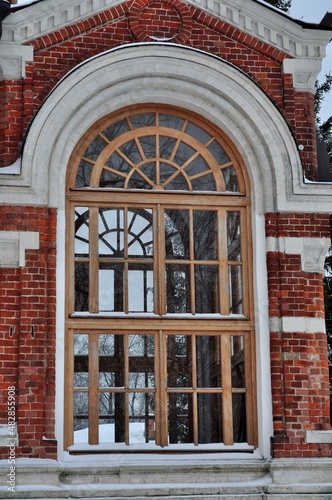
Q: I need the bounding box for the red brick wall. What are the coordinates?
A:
[0,207,57,459]
[0,0,318,179]
[266,213,331,458]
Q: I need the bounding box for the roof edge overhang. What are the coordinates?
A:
[2,0,331,60]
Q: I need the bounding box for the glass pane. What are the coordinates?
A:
[223,165,239,192]
[195,265,219,314]
[196,336,221,388]
[159,136,177,160]
[129,393,155,443]
[207,140,230,165]
[75,207,89,255]
[102,119,130,142]
[174,142,196,166]
[74,334,89,388]
[127,209,153,257]
[106,151,131,174]
[139,136,156,159]
[229,265,243,315]
[191,173,216,191]
[130,113,155,128]
[164,171,189,191]
[99,334,114,356]
[198,393,222,444]
[74,393,89,443]
[129,334,154,357]
[99,169,125,189]
[231,336,245,389]
[159,114,184,130]
[232,394,246,442]
[76,161,93,187]
[185,156,209,177]
[99,336,118,388]
[99,209,124,257]
[74,333,89,355]
[166,264,190,313]
[83,135,107,161]
[193,211,217,260]
[167,335,192,387]
[99,264,123,312]
[227,212,241,261]
[168,393,192,443]
[140,163,156,184]
[113,393,125,442]
[75,262,89,311]
[119,140,142,164]
[185,122,211,144]
[127,170,153,190]
[99,393,115,443]
[128,265,153,312]
[164,210,189,259]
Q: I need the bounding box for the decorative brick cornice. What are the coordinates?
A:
[2,0,331,61]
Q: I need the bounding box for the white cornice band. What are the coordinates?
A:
[2,0,331,62]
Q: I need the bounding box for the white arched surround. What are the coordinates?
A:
[18,43,316,460]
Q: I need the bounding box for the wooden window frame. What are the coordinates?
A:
[64,105,257,452]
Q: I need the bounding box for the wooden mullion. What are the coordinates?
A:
[188,210,195,314]
[89,207,99,313]
[191,334,198,445]
[156,205,164,315]
[88,332,99,445]
[64,329,74,449]
[124,334,129,445]
[221,335,233,445]
[219,210,229,315]
[245,331,258,446]
[124,208,128,314]
[66,202,76,315]
[158,330,168,446]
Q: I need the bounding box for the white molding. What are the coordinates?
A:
[0,231,39,268]
[269,316,326,334]
[0,44,34,80]
[2,0,331,63]
[266,236,331,274]
[283,58,322,94]
[306,430,332,444]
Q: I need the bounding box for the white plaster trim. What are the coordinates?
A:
[0,44,33,80]
[269,316,326,334]
[0,425,18,447]
[0,231,39,268]
[283,58,322,94]
[306,430,332,444]
[2,0,331,62]
[266,236,331,274]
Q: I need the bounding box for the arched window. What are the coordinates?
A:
[64,105,257,451]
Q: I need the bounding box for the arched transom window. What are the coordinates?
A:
[65,105,256,452]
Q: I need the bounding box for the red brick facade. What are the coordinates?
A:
[0,0,331,461]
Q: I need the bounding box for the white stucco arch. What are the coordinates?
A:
[19,43,304,214]
[20,43,305,459]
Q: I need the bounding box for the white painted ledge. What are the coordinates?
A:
[0,231,39,268]
[306,430,332,444]
[266,236,331,274]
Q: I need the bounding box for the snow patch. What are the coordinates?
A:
[0,158,21,175]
